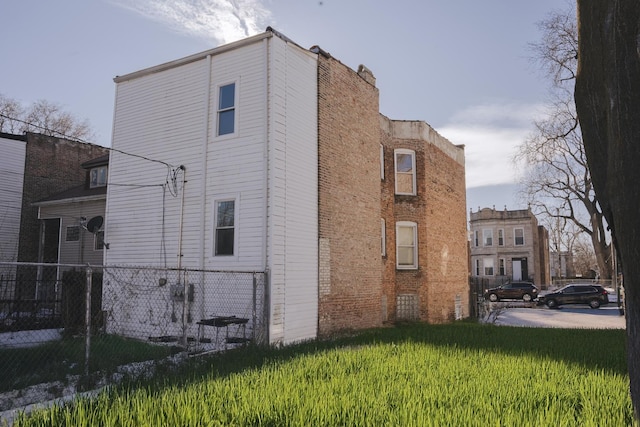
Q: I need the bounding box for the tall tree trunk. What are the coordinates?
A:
[575,0,640,418]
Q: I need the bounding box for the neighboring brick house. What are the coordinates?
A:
[105,28,469,345]
[0,132,108,301]
[469,207,551,287]
[315,49,468,331]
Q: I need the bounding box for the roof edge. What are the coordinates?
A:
[114,30,275,83]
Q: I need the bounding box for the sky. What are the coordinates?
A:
[1,0,568,211]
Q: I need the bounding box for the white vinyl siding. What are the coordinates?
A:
[267,36,318,345]
[106,34,318,345]
[39,200,106,266]
[0,137,26,264]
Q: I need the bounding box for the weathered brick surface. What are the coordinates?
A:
[317,53,469,335]
[18,133,108,262]
[380,120,469,324]
[317,55,383,335]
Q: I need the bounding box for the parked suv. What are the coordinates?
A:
[484,282,538,302]
[537,284,609,309]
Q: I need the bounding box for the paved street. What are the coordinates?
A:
[493,304,626,329]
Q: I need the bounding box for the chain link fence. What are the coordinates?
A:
[0,262,267,412]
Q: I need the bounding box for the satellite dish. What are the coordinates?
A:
[86,216,104,234]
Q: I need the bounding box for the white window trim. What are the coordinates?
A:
[394,149,417,196]
[215,80,238,139]
[498,228,504,246]
[89,166,108,188]
[483,229,493,247]
[381,218,386,256]
[212,195,240,260]
[94,230,105,251]
[380,144,385,180]
[514,227,525,246]
[396,221,418,270]
[474,230,479,247]
[483,258,494,276]
[499,258,506,276]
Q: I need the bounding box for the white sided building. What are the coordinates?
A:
[105,29,318,345]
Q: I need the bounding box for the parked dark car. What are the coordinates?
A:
[484,282,538,302]
[537,284,609,309]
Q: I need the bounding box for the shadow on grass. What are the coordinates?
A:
[139,320,627,392]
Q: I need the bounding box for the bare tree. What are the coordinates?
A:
[0,94,94,141]
[575,0,640,418]
[516,7,612,280]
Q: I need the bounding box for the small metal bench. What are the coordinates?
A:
[197,315,249,350]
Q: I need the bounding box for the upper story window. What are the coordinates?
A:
[474,230,480,247]
[214,198,236,256]
[514,228,525,246]
[396,221,418,269]
[483,229,493,246]
[90,166,108,188]
[498,229,504,246]
[217,83,236,136]
[394,149,416,195]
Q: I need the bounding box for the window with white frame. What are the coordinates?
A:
[483,258,494,276]
[90,166,108,188]
[214,199,237,256]
[380,144,385,180]
[483,229,493,246]
[394,149,416,195]
[498,229,504,246]
[66,226,80,242]
[94,231,105,250]
[381,218,386,256]
[217,82,236,136]
[514,228,525,246]
[499,258,506,276]
[396,221,418,269]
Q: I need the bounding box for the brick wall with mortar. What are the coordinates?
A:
[17,133,109,263]
[380,119,469,324]
[317,53,383,335]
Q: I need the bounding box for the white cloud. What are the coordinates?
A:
[109,0,271,45]
[438,102,545,188]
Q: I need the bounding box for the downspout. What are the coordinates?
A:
[199,54,213,322]
[176,165,187,269]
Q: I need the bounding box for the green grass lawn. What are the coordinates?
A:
[13,322,635,426]
[0,334,178,392]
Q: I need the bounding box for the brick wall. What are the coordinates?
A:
[18,133,109,262]
[381,119,469,323]
[317,54,383,335]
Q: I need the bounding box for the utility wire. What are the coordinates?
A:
[0,113,175,169]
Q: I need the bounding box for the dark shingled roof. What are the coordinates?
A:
[34,184,106,205]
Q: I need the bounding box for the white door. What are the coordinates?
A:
[513,260,522,281]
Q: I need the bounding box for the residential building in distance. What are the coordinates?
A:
[469,207,551,287]
[549,250,575,282]
[104,28,469,345]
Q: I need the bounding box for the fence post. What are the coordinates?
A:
[84,266,93,377]
[252,273,257,342]
[181,269,189,347]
